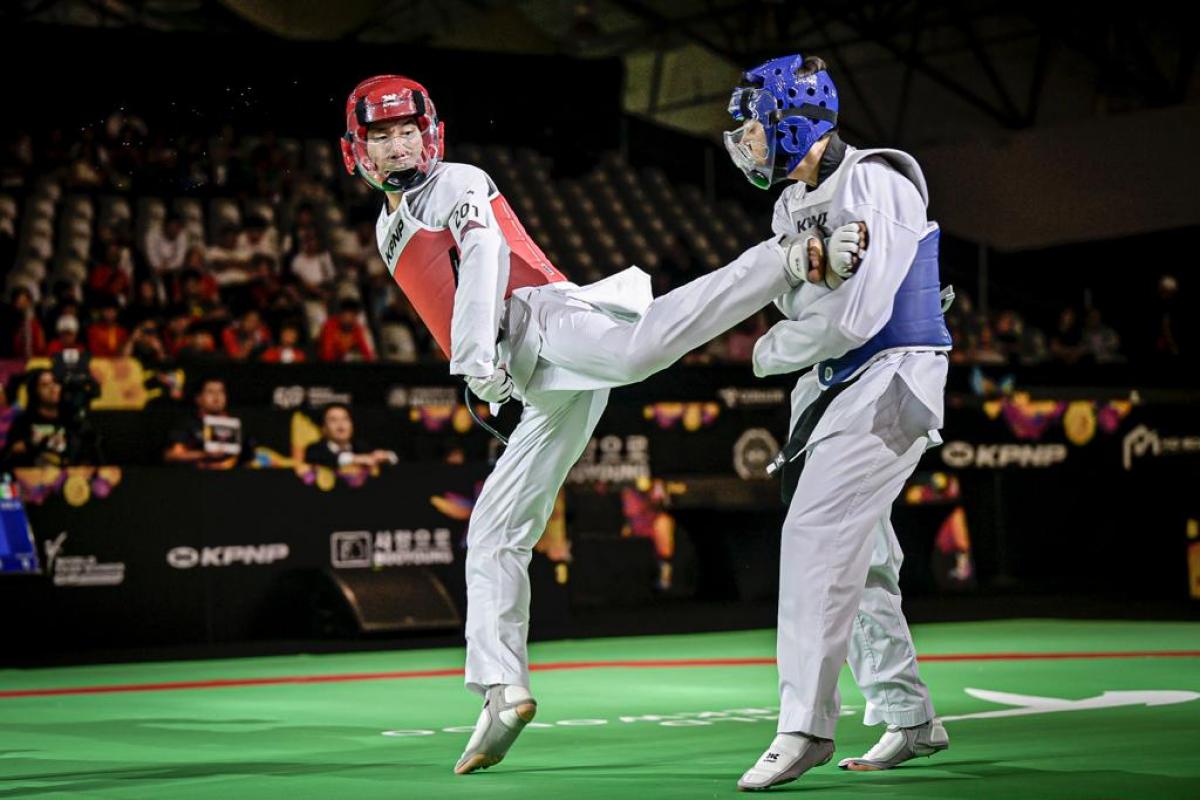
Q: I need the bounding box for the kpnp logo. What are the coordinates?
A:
[941,441,1068,469]
[331,529,453,568]
[167,543,290,569]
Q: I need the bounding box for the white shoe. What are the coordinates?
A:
[838,719,949,771]
[453,684,538,775]
[737,733,835,791]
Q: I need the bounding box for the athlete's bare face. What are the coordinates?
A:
[365,119,423,173]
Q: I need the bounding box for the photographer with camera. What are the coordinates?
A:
[1,368,102,468]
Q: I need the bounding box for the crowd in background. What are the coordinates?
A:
[3,113,1194,375]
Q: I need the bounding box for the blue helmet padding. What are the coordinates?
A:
[733,54,839,177]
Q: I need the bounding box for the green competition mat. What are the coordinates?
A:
[1,620,1198,799]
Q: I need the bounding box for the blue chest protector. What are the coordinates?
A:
[816,225,952,387]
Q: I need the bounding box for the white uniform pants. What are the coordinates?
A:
[464,243,792,694]
[776,375,936,737]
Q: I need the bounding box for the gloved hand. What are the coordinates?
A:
[465,368,514,405]
[770,230,824,288]
[826,221,868,279]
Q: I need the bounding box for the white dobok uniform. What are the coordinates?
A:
[753,145,949,738]
[376,161,793,694]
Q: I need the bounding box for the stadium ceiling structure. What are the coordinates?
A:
[8,0,1199,248]
[6,0,1195,148]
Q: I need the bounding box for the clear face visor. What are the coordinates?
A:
[723,88,778,190]
[351,118,439,193]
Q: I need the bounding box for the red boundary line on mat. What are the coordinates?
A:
[3,650,1198,699]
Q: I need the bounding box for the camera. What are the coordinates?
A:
[50,350,101,426]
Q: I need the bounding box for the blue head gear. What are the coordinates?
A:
[724,54,839,189]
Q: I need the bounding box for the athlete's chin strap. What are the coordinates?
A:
[383,168,425,192]
[464,386,510,446]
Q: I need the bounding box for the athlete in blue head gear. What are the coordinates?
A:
[731,54,954,791]
[725,53,840,190]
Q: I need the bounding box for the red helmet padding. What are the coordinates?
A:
[340,75,444,180]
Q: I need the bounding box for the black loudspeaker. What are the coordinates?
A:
[319,569,461,634]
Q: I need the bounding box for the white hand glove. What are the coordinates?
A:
[465,368,514,405]
[827,222,867,279]
[769,231,821,288]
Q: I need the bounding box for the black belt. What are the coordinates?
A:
[766,374,860,505]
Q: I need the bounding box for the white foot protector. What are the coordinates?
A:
[453,684,538,775]
[737,732,835,791]
[838,719,949,771]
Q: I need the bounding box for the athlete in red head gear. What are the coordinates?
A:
[341,75,443,193]
[344,74,812,775]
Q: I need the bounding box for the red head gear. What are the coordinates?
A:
[341,75,444,193]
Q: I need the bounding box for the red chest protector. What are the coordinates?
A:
[380,193,566,357]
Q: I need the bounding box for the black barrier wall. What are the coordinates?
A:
[3,364,1197,656]
[7,465,485,651]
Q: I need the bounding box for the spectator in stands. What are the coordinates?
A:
[47,314,85,358]
[1081,307,1123,363]
[238,215,279,264]
[244,254,300,332]
[87,240,132,307]
[207,224,252,287]
[336,219,376,270]
[261,319,308,363]
[179,268,223,322]
[66,130,104,188]
[144,215,188,275]
[992,309,1047,365]
[290,228,336,335]
[281,202,318,255]
[1147,274,1193,362]
[970,323,1007,365]
[174,321,218,361]
[1,369,100,468]
[290,227,336,292]
[943,290,986,365]
[163,306,193,358]
[86,297,129,357]
[97,221,136,264]
[164,376,251,468]
[221,307,272,360]
[123,277,166,330]
[3,286,46,358]
[1050,307,1085,364]
[45,281,84,328]
[304,403,397,468]
[318,298,374,362]
[181,244,209,275]
[378,313,420,363]
[122,319,168,366]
